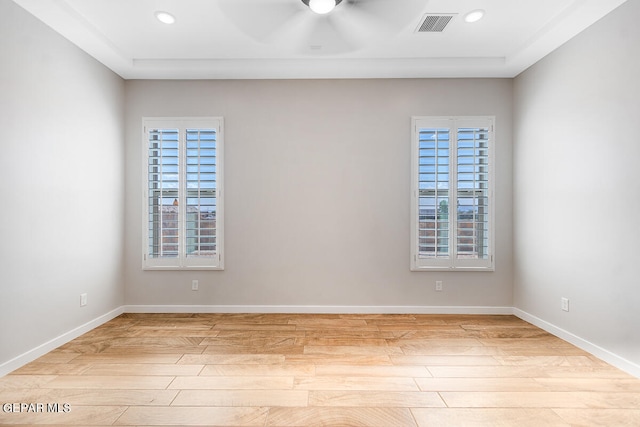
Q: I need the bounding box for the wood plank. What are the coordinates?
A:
[462,327,554,339]
[0,375,57,389]
[177,354,285,365]
[81,363,204,376]
[431,365,632,379]
[416,377,546,392]
[0,388,178,406]
[288,318,368,327]
[394,338,484,347]
[107,337,205,346]
[168,376,294,390]
[309,390,445,407]
[303,345,403,356]
[495,346,590,357]
[285,354,393,365]
[314,364,430,377]
[553,409,640,426]
[294,324,380,332]
[401,344,501,356]
[200,364,315,377]
[126,329,220,338]
[411,408,570,427]
[172,390,309,407]
[129,323,214,331]
[31,352,81,364]
[69,353,183,364]
[11,363,92,375]
[294,376,419,391]
[214,330,305,339]
[534,378,640,392]
[42,375,175,390]
[440,391,640,408]
[212,324,297,331]
[0,405,127,425]
[99,345,206,354]
[265,407,417,427]
[479,337,578,348]
[391,355,501,366]
[203,344,304,355]
[494,355,610,367]
[296,337,389,346]
[200,337,297,347]
[114,406,269,426]
[303,330,387,339]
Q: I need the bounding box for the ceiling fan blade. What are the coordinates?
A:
[295,16,358,54]
[298,0,428,54]
[217,0,307,42]
[322,8,381,52]
[344,0,427,31]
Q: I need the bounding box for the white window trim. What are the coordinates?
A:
[142,117,224,270]
[410,116,495,272]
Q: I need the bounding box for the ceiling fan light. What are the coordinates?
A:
[155,11,176,24]
[309,0,336,14]
[464,9,485,23]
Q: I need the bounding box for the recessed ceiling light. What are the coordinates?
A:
[155,11,176,24]
[464,9,485,23]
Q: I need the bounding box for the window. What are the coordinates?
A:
[143,117,223,270]
[411,116,494,271]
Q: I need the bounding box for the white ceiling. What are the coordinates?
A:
[12,0,627,79]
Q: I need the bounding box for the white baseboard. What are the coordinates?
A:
[513,308,640,378]
[123,305,514,315]
[0,307,124,377]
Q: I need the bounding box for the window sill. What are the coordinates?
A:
[410,266,495,272]
[142,266,224,271]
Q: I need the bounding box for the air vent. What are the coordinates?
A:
[416,14,455,32]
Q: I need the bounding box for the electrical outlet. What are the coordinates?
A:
[191,280,199,291]
[435,281,443,291]
[80,293,87,307]
[561,297,569,312]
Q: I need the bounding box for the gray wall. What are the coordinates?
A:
[0,1,125,367]
[9,0,638,377]
[513,0,640,367]
[124,79,514,309]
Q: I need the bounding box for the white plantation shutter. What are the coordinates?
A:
[415,120,452,269]
[411,117,494,271]
[147,128,180,261]
[184,128,218,265]
[143,118,223,270]
[456,123,490,265]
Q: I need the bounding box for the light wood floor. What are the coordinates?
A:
[1,313,639,426]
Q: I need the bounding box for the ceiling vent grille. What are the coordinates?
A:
[417,14,455,32]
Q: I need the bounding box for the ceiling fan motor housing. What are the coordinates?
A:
[301,0,344,10]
